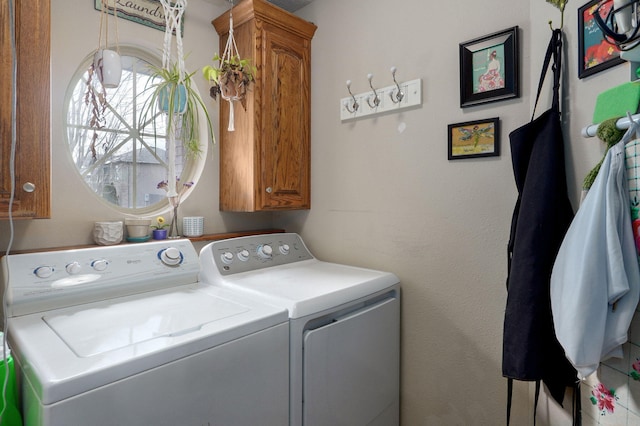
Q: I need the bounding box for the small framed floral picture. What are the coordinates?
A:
[578,0,624,78]
[459,27,519,108]
[448,117,500,160]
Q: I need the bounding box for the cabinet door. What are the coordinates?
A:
[259,23,311,210]
[0,0,51,219]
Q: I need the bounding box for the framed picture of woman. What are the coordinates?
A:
[459,27,519,108]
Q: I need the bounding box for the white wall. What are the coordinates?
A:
[278,0,630,424]
[1,0,630,424]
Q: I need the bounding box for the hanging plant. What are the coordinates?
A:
[140,60,214,158]
[202,53,256,110]
[201,3,255,131]
[93,0,122,88]
[139,0,215,199]
[84,0,122,162]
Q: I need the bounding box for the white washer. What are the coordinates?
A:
[200,233,401,426]
[0,239,289,426]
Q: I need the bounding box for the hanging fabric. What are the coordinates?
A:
[550,118,640,379]
[503,29,579,425]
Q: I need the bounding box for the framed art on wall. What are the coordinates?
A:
[459,27,519,108]
[448,117,500,160]
[578,0,624,78]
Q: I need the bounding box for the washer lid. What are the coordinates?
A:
[9,284,288,405]
[44,290,249,357]
[214,260,399,318]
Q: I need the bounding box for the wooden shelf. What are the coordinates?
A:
[187,228,285,242]
[1,229,286,257]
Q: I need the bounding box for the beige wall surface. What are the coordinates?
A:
[280,0,626,425]
[0,0,628,424]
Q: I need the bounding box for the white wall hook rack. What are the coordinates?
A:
[340,78,422,122]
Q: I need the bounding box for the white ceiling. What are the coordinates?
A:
[203,0,313,12]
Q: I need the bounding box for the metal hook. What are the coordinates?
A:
[345,80,359,113]
[366,74,380,109]
[389,66,404,103]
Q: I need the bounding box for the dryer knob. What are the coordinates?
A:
[279,244,290,255]
[160,247,182,266]
[66,261,82,275]
[238,249,250,261]
[221,252,234,264]
[257,244,273,259]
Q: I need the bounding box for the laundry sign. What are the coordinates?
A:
[93,0,184,35]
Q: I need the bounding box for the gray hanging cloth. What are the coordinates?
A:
[503,29,579,425]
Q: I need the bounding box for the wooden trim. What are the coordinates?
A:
[212,0,317,40]
[0,229,286,256]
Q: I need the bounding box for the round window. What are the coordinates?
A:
[64,46,207,213]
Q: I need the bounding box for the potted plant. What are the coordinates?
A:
[124,218,151,242]
[151,216,170,240]
[157,179,194,238]
[202,53,256,108]
[140,61,215,157]
[202,50,256,132]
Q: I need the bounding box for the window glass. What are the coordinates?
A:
[64,47,204,212]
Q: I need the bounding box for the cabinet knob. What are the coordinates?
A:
[266,187,273,193]
[22,182,36,193]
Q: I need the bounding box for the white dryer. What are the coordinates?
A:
[200,233,401,426]
[0,239,289,426]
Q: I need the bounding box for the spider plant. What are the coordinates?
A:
[140,60,215,157]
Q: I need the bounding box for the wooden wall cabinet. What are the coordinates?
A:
[213,0,316,211]
[0,0,51,219]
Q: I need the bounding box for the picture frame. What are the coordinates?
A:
[459,27,519,108]
[448,118,500,160]
[578,0,624,79]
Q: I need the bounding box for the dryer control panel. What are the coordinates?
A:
[201,233,314,276]
[1,239,199,317]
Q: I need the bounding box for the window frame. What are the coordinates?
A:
[63,45,207,215]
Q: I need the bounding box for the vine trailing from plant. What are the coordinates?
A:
[83,63,107,162]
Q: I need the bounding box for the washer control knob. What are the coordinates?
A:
[66,261,82,275]
[34,266,54,279]
[279,244,290,255]
[159,247,182,266]
[238,249,250,261]
[257,244,273,259]
[91,259,109,271]
[221,252,234,264]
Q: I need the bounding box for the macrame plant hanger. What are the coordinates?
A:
[220,1,242,131]
[98,0,120,58]
[159,0,186,198]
